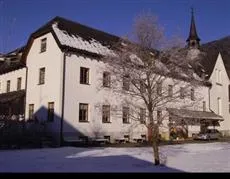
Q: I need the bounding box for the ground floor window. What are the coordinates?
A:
[28,104,34,120]
[79,103,88,122]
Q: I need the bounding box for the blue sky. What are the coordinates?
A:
[0,0,230,53]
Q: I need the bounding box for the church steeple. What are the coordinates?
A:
[186,8,200,48]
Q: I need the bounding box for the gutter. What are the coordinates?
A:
[60,51,67,146]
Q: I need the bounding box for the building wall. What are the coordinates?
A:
[0,68,26,94]
[209,53,230,135]
[25,32,64,143]
[63,53,210,142]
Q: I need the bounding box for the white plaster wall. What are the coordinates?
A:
[209,53,230,134]
[25,32,63,141]
[0,68,26,93]
[63,54,210,141]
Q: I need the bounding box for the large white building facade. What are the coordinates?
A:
[0,14,227,145]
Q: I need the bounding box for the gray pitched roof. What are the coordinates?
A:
[200,36,230,79]
[167,108,223,121]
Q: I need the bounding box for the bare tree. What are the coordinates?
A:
[101,12,207,165]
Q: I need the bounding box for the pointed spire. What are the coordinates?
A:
[187,8,200,48]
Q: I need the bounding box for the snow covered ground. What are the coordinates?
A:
[0,142,230,172]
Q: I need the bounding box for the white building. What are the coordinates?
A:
[186,10,230,136]
[0,15,225,145]
[0,47,26,117]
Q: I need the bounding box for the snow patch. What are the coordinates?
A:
[52,23,115,56]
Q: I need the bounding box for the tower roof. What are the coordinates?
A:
[186,8,200,42]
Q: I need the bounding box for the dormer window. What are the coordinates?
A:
[40,38,47,53]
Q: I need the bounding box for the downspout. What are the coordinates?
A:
[60,51,67,146]
[24,66,28,120]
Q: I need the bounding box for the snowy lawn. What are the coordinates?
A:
[0,142,230,172]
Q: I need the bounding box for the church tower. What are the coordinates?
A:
[186,8,200,48]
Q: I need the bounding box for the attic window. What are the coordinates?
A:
[40,38,47,53]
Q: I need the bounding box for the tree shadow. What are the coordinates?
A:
[0,148,185,172]
[64,155,184,172]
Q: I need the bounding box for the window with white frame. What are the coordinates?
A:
[180,87,185,99]
[218,70,222,83]
[40,38,47,53]
[47,102,54,122]
[123,75,130,91]
[140,108,146,124]
[80,67,89,84]
[168,85,173,97]
[103,72,111,87]
[191,88,195,101]
[39,67,45,85]
[79,103,89,122]
[122,106,129,123]
[28,104,34,120]
[157,82,162,96]
[6,80,10,92]
[216,69,222,84]
[102,105,110,123]
[217,97,222,115]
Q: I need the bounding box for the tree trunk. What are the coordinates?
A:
[152,126,160,165]
[152,137,160,165]
[148,109,160,165]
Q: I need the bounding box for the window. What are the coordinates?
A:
[157,110,162,120]
[40,38,47,53]
[80,67,89,84]
[180,87,185,99]
[124,135,130,142]
[102,105,110,123]
[157,82,162,96]
[17,77,22,91]
[28,104,34,120]
[103,72,111,87]
[104,136,110,143]
[228,85,230,102]
[191,88,195,101]
[79,103,88,122]
[140,81,146,93]
[218,70,222,83]
[47,102,54,122]
[6,80,10,92]
[141,135,147,141]
[203,101,206,112]
[168,85,173,97]
[217,97,222,115]
[39,67,45,85]
[123,75,130,91]
[140,108,146,124]
[122,107,129,123]
[216,69,222,84]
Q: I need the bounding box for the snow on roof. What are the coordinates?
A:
[52,23,114,56]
